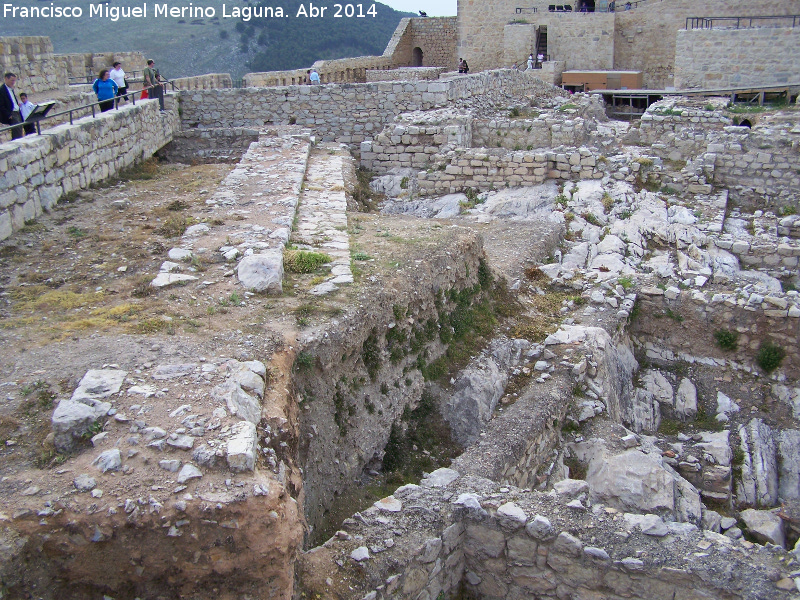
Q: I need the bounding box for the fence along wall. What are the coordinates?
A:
[179,70,554,145]
[0,101,179,241]
[674,26,800,90]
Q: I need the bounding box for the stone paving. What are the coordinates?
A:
[292,143,354,296]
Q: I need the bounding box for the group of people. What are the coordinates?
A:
[93,59,165,112]
[458,58,470,74]
[1,58,167,140]
[0,72,37,140]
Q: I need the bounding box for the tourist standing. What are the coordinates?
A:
[0,72,23,140]
[110,61,128,102]
[92,69,118,112]
[143,59,165,111]
[527,54,534,70]
[18,92,36,135]
[308,69,320,85]
[458,58,465,73]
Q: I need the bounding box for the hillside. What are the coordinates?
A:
[0,0,413,79]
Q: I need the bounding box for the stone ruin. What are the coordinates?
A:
[1,28,800,600]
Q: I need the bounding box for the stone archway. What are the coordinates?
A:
[412,47,423,67]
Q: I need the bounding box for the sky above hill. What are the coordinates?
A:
[382,0,457,17]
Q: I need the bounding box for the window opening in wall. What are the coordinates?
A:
[412,47,424,67]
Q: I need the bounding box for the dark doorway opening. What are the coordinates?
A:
[412,47,423,67]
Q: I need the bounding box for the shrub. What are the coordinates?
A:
[714,329,739,351]
[617,276,633,290]
[284,249,331,273]
[757,342,785,372]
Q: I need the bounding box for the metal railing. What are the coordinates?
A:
[68,70,144,86]
[515,7,538,14]
[686,15,800,30]
[0,80,177,138]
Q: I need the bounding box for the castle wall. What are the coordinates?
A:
[170,73,233,90]
[0,101,178,241]
[411,16,459,69]
[0,36,66,93]
[613,0,798,89]
[674,26,800,90]
[180,70,555,145]
[365,67,446,81]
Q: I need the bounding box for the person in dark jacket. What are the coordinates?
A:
[0,72,23,140]
[92,69,118,113]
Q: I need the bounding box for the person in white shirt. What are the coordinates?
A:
[109,61,128,102]
[18,92,36,135]
[527,54,534,70]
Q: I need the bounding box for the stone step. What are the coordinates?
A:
[292,143,353,295]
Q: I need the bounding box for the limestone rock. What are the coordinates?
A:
[675,378,698,420]
[421,468,460,488]
[52,399,111,452]
[237,250,283,294]
[72,369,127,403]
[227,421,257,472]
[585,447,700,524]
[177,464,203,483]
[73,474,97,492]
[640,370,673,406]
[526,515,553,540]
[740,508,785,548]
[778,430,800,501]
[93,449,122,473]
[213,380,261,425]
[374,496,402,512]
[738,418,778,507]
[623,513,668,537]
[496,502,527,529]
[553,479,589,498]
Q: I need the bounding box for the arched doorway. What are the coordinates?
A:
[412,47,423,67]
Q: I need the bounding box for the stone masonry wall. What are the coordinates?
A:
[366,67,446,82]
[613,0,797,89]
[633,286,800,380]
[170,73,232,90]
[629,103,800,209]
[674,26,800,91]
[180,70,555,146]
[299,472,791,600]
[0,101,179,241]
[411,17,458,69]
[0,36,65,93]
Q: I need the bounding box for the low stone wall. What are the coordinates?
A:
[0,101,179,241]
[0,36,66,93]
[675,26,800,90]
[366,67,446,82]
[160,128,260,163]
[170,73,232,90]
[633,286,800,380]
[244,55,397,87]
[299,473,791,600]
[180,70,557,146]
[626,101,800,210]
[414,147,606,196]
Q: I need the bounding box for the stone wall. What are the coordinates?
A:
[0,36,66,93]
[613,0,797,89]
[628,101,800,209]
[366,67,446,82]
[411,17,459,69]
[299,472,792,600]
[170,73,232,90]
[633,286,800,380]
[160,127,260,163]
[674,26,800,90]
[0,101,179,241]
[51,51,147,83]
[180,70,557,146]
